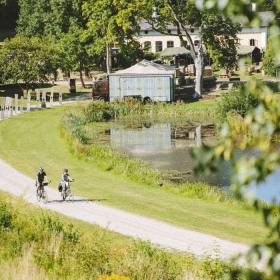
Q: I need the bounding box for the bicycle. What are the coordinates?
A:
[36,182,49,204]
[61,180,74,201]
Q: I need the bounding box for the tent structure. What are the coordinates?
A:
[160,47,191,57]
[109,60,175,102]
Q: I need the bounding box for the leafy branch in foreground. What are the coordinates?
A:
[193,0,280,277]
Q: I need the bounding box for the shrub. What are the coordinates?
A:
[0,202,13,230]
[263,39,278,77]
[217,88,259,119]
[83,101,114,122]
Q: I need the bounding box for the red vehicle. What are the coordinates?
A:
[92,76,109,101]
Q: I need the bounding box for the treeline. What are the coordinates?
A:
[0,0,147,88]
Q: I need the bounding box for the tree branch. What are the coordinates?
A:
[166,0,196,59]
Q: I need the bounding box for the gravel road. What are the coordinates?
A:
[0,159,249,262]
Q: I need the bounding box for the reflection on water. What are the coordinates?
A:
[110,123,231,187]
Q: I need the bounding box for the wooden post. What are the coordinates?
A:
[36,91,40,109]
[50,89,54,107]
[20,96,24,112]
[42,92,46,103]
[27,92,31,112]
[15,94,19,114]
[59,92,63,104]
[4,97,8,119]
[9,98,13,117]
[36,91,40,102]
[195,125,202,147]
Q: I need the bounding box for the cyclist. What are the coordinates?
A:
[36,167,48,193]
[60,168,73,191]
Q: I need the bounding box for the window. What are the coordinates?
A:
[155,41,163,52]
[167,41,174,48]
[143,41,151,52]
[250,39,256,46]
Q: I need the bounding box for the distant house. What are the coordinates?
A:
[237,46,262,63]
[137,12,273,54]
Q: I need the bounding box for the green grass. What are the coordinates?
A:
[0,105,267,244]
[0,193,191,280]
[0,192,260,280]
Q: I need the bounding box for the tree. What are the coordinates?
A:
[57,24,93,87]
[0,36,58,91]
[82,0,140,74]
[17,0,92,86]
[136,0,240,98]
[193,0,280,278]
[263,38,278,77]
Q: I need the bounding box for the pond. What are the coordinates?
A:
[92,121,280,202]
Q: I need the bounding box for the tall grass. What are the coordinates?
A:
[83,99,217,124]
[0,194,259,280]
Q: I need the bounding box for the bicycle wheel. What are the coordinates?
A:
[36,189,41,202]
[42,190,48,204]
[68,190,74,201]
[61,191,66,201]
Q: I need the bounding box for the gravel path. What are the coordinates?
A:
[0,159,249,262]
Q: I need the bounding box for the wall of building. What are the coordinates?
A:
[137,27,267,53]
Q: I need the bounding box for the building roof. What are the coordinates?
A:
[140,12,274,32]
[160,47,191,57]
[111,60,175,76]
[237,45,260,55]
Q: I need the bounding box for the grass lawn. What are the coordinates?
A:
[0,104,267,244]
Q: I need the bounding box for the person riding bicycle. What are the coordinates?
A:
[36,167,48,193]
[60,168,73,191]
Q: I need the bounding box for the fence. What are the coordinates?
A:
[0,90,63,121]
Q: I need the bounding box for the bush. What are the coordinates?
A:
[217,88,259,119]
[263,39,278,77]
[83,101,114,122]
[0,202,13,230]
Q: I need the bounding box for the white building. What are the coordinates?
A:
[137,12,273,53]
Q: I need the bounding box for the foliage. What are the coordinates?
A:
[263,38,278,77]
[0,193,252,280]
[0,36,58,89]
[192,0,280,278]
[0,201,13,230]
[56,24,93,86]
[217,88,259,119]
[82,0,141,73]
[17,0,85,38]
[79,98,217,123]
[17,0,92,81]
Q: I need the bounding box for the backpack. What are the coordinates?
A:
[58,183,63,192]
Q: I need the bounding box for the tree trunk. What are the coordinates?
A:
[106,43,112,75]
[194,45,204,99]
[79,65,85,88]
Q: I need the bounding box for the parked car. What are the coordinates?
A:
[92,76,109,101]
